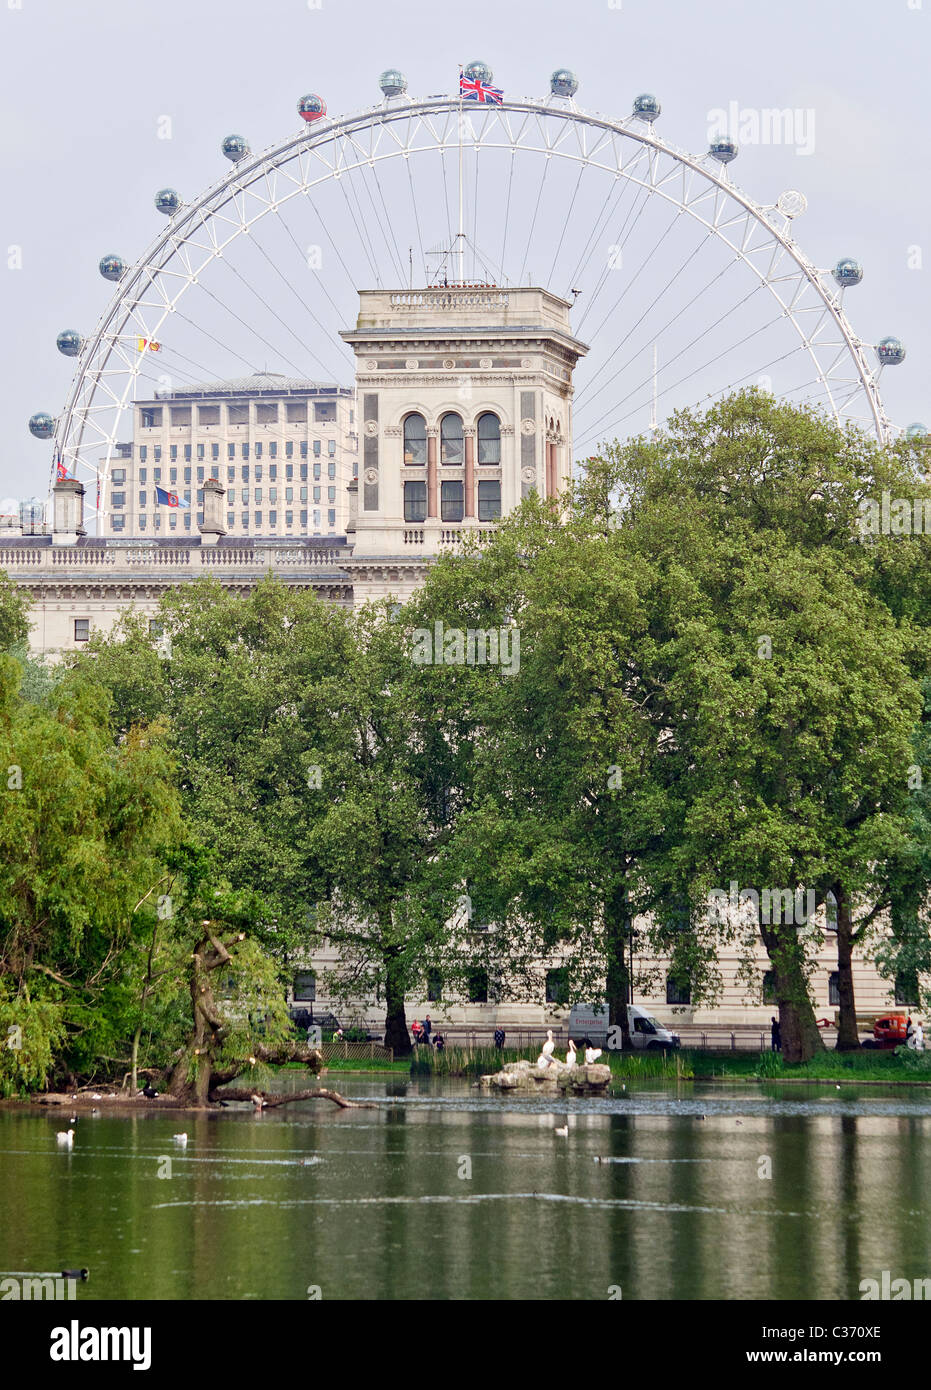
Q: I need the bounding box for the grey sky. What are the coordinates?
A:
[1,0,928,504]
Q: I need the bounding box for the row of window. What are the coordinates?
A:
[127,487,336,508]
[111,509,338,533]
[140,402,346,428]
[138,440,338,463]
[403,479,501,523]
[403,411,502,466]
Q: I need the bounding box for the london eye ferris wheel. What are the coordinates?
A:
[26,60,921,529]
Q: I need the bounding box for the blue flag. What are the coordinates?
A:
[155,485,189,509]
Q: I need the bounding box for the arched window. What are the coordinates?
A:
[477,412,501,464]
[403,413,427,466]
[440,412,464,465]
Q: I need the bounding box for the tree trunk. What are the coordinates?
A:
[384,948,411,1057]
[833,882,861,1051]
[605,884,632,1050]
[214,1087,372,1109]
[760,921,825,1064]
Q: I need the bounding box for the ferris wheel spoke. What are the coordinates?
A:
[573,237,730,410]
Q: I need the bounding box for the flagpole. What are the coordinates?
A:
[457,64,464,285]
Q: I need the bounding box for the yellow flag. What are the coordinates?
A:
[137,337,161,353]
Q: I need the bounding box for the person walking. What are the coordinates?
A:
[771,1016,781,1052]
[493,1027,506,1049]
[422,1015,433,1046]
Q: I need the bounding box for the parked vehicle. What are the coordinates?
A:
[567,1003,680,1051]
[861,1013,909,1049]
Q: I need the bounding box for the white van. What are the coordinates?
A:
[568,1003,680,1051]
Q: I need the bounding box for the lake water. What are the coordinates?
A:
[2,1074,930,1301]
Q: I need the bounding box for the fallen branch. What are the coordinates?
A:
[213,1087,374,1110]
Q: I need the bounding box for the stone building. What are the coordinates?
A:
[5,286,910,1031]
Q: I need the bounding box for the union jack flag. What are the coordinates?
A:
[460,75,503,105]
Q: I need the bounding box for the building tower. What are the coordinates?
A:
[341,286,588,600]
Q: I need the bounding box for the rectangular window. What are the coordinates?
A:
[313,461,321,480]
[327,509,335,528]
[269,443,277,459]
[74,619,90,642]
[197,466,204,482]
[139,516,147,531]
[141,407,162,428]
[227,513,235,530]
[286,463,294,480]
[138,492,147,509]
[211,443,219,461]
[314,401,336,423]
[241,512,249,528]
[328,439,336,456]
[269,510,277,526]
[169,468,177,484]
[285,487,294,503]
[111,516,125,532]
[170,445,178,462]
[111,468,126,484]
[441,480,464,522]
[169,514,178,529]
[198,404,220,426]
[313,487,321,503]
[255,443,262,459]
[139,446,147,463]
[228,467,235,483]
[196,490,203,505]
[228,404,249,426]
[242,444,249,460]
[184,444,192,462]
[110,492,126,508]
[242,466,249,482]
[286,402,307,424]
[285,510,293,526]
[269,487,277,503]
[327,487,335,503]
[170,407,191,427]
[466,969,488,1004]
[666,975,692,1006]
[269,463,277,479]
[254,511,262,528]
[153,446,162,463]
[255,465,262,481]
[300,487,308,502]
[545,967,569,1006]
[196,443,204,460]
[184,513,192,529]
[254,489,262,503]
[328,460,336,478]
[302,510,309,526]
[139,468,147,485]
[478,480,502,521]
[241,490,248,504]
[228,444,235,460]
[313,440,321,457]
[300,463,308,480]
[828,972,840,1007]
[404,480,427,522]
[184,468,192,483]
[285,441,293,458]
[256,402,278,424]
[301,442,309,459]
[153,467,162,482]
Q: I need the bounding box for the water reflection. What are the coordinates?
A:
[1,1078,930,1301]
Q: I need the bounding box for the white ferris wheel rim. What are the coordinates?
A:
[49,92,890,517]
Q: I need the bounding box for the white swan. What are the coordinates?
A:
[56,1130,75,1147]
[251,1093,265,1110]
[536,1029,556,1068]
[565,1040,577,1069]
[555,1124,569,1137]
[172,1133,188,1146]
[584,1046,602,1064]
